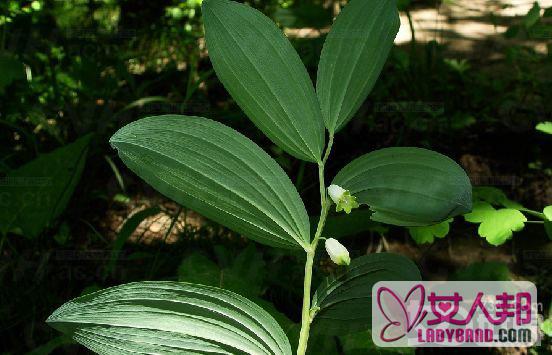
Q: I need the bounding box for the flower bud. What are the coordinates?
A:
[327,184,359,214]
[325,238,351,266]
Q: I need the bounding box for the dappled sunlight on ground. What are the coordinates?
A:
[396,0,552,55]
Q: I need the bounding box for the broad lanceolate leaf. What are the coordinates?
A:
[47,281,292,355]
[311,253,421,335]
[110,115,310,250]
[0,134,92,238]
[464,202,527,246]
[202,0,325,162]
[332,147,472,227]
[316,0,400,133]
[408,219,452,244]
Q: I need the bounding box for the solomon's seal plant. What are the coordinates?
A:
[46,0,472,354]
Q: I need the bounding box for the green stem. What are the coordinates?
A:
[297,135,334,355]
[297,201,329,355]
[405,9,416,49]
[520,208,546,220]
[297,247,315,355]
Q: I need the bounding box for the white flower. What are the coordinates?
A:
[327,184,359,214]
[325,238,351,266]
[328,185,346,204]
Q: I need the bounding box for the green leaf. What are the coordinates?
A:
[464,202,527,246]
[451,261,511,281]
[536,121,552,134]
[472,186,523,209]
[408,219,452,244]
[273,3,333,28]
[104,207,162,277]
[178,245,266,298]
[541,319,552,337]
[27,335,74,355]
[524,2,541,28]
[315,209,387,240]
[397,0,412,12]
[545,221,552,241]
[544,206,552,221]
[285,324,340,355]
[332,147,472,227]
[0,134,92,238]
[544,204,552,240]
[178,253,222,286]
[316,0,400,133]
[202,0,325,162]
[110,115,310,250]
[340,330,414,354]
[311,253,421,335]
[0,53,25,94]
[47,281,292,355]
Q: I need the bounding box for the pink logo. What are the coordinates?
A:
[372,281,538,348]
[438,302,452,313]
[377,284,427,342]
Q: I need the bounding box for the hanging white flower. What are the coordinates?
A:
[327,184,359,214]
[324,238,351,266]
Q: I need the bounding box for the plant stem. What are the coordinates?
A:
[297,135,334,355]
[520,208,546,220]
[297,247,315,355]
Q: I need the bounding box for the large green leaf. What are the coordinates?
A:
[311,253,421,335]
[110,115,310,250]
[0,134,92,238]
[316,0,400,133]
[47,281,292,355]
[332,147,472,226]
[202,0,325,162]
